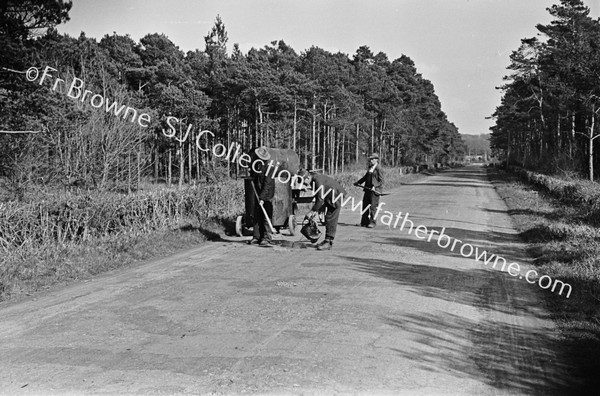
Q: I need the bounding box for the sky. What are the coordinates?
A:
[57,0,600,136]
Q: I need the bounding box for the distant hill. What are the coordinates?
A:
[461,134,490,157]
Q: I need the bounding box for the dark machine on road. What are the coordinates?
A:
[236,147,314,237]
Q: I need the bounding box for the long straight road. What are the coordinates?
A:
[0,165,578,395]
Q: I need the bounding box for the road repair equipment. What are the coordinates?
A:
[353,183,390,196]
[300,216,322,243]
[236,147,313,237]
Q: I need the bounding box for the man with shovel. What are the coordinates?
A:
[247,147,275,247]
[355,153,384,228]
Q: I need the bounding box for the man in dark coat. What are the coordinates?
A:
[299,170,347,250]
[355,153,384,228]
[248,147,275,246]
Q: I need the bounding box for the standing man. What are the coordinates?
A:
[248,147,275,246]
[299,170,346,251]
[355,153,384,228]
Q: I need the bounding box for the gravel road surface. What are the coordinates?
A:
[0,165,578,395]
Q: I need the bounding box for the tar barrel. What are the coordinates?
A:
[237,148,301,237]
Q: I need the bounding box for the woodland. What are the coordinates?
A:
[0,1,466,198]
[491,0,600,180]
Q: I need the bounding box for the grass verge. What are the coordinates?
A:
[0,217,229,304]
[488,166,600,392]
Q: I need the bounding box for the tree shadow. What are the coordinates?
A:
[438,169,491,183]
[408,182,495,189]
[338,255,582,394]
[408,214,515,231]
[378,225,531,263]
[340,255,539,317]
[178,224,223,241]
[483,207,564,223]
[384,312,578,395]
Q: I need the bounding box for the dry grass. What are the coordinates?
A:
[0,181,243,248]
[0,180,243,301]
[1,225,212,303]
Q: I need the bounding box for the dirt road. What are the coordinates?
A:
[0,165,578,395]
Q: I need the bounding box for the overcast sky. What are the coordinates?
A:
[57,0,600,135]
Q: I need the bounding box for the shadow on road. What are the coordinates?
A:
[405,182,495,189]
[440,168,492,182]
[339,255,580,395]
[341,256,542,318]
[378,226,531,264]
[384,312,576,396]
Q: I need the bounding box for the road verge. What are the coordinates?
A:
[488,166,600,392]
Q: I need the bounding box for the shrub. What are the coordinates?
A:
[0,181,245,252]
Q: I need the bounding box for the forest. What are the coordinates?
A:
[0,0,466,198]
[491,0,600,180]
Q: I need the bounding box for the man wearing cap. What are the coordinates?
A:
[299,170,346,250]
[248,146,275,246]
[354,153,384,228]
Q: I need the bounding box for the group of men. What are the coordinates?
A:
[248,147,384,251]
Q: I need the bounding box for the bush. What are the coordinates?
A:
[0,181,245,252]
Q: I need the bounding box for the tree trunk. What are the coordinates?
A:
[370,119,374,154]
[570,112,575,160]
[506,129,511,170]
[557,113,561,154]
[128,153,131,194]
[226,126,231,176]
[341,132,345,173]
[154,142,159,183]
[380,116,386,162]
[258,104,264,147]
[178,141,184,189]
[255,102,259,147]
[590,111,595,181]
[196,142,200,183]
[168,149,172,188]
[330,127,335,174]
[355,124,359,164]
[188,133,193,183]
[293,98,297,151]
[320,120,325,172]
[311,99,316,170]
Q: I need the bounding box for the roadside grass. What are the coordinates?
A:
[0,217,227,303]
[0,166,441,303]
[488,167,600,391]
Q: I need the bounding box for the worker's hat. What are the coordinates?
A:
[254,146,271,161]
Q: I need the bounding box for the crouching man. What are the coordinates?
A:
[298,169,346,251]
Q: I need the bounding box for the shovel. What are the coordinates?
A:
[250,180,277,234]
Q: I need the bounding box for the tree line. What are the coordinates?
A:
[491,0,600,180]
[1,0,465,196]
